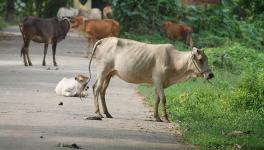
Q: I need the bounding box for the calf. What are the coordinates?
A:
[19,16,71,66]
[163,21,193,47]
[87,37,213,122]
[55,74,89,97]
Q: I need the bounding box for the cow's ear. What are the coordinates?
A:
[192,47,202,60]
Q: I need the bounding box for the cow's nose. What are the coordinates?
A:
[208,73,214,79]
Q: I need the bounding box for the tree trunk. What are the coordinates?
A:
[4,0,15,22]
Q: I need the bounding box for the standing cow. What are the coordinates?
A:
[71,17,119,55]
[86,37,214,122]
[163,21,193,47]
[19,17,71,66]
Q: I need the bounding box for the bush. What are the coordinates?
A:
[111,0,180,33]
[0,17,7,30]
[231,70,264,111]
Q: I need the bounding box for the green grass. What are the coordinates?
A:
[134,36,264,150]
[0,17,8,30]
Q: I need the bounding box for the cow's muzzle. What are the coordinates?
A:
[203,71,214,80]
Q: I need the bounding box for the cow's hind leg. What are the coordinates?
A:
[100,74,112,118]
[42,43,48,66]
[92,75,107,118]
[92,81,103,118]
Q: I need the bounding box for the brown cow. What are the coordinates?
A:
[71,17,119,49]
[19,17,71,66]
[163,21,193,47]
[85,37,214,122]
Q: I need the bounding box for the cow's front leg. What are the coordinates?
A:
[154,89,162,122]
[52,43,57,66]
[155,82,170,123]
[42,43,48,66]
[160,92,169,123]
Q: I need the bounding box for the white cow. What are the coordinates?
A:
[87,37,214,122]
[55,74,89,97]
[57,6,78,19]
[78,8,102,20]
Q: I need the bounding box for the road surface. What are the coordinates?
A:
[0,27,195,150]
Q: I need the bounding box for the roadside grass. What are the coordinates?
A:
[134,35,264,150]
[0,17,8,30]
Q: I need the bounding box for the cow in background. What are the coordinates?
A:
[78,8,102,20]
[71,17,119,55]
[57,4,78,19]
[163,21,193,47]
[19,17,71,66]
[103,6,113,19]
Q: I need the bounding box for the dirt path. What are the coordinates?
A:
[0,26,195,150]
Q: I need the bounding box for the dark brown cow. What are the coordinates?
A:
[163,21,193,47]
[19,16,71,66]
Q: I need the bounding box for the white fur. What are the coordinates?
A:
[55,77,87,97]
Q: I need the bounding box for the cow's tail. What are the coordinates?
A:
[87,39,104,84]
[19,23,25,57]
[80,39,103,101]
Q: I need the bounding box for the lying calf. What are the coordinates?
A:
[55,74,89,97]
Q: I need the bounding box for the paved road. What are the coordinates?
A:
[0,27,195,150]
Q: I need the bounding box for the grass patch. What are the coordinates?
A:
[0,17,8,30]
[138,43,264,149]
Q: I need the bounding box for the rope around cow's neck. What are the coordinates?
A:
[190,52,213,85]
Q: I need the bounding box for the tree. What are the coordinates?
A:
[4,0,15,22]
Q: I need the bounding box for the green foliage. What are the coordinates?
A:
[138,43,264,149]
[231,70,264,111]
[120,31,190,51]
[109,0,264,50]
[110,0,180,33]
[0,0,73,22]
[0,17,7,30]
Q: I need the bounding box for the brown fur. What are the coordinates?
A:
[71,17,119,48]
[163,21,193,47]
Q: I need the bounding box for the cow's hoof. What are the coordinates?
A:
[105,113,113,118]
[95,113,103,118]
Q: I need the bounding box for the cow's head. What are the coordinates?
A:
[162,21,173,29]
[191,47,214,80]
[75,74,89,91]
[70,16,84,30]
